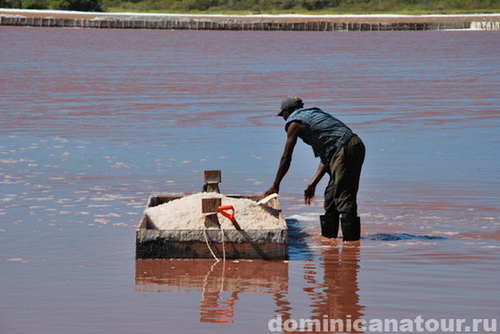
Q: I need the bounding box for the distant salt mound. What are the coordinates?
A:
[144,192,282,230]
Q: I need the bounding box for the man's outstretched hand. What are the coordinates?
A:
[304,184,316,205]
[264,186,279,197]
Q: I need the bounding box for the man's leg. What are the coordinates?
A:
[330,135,365,241]
[321,172,340,238]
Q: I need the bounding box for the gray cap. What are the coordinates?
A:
[278,95,303,116]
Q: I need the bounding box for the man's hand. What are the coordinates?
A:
[304,162,326,205]
[265,186,279,197]
[304,184,316,205]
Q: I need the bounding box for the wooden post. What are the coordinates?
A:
[202,198,221,229]
[204,170,221,193]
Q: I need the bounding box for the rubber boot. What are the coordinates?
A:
[341,215,361,242]
[320,214,339,238]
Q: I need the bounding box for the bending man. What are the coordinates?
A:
[265,95,366,241]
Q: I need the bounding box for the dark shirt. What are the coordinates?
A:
[285,107,353,164]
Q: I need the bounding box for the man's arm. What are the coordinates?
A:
[304,161,327,205]
[265,122,304,195]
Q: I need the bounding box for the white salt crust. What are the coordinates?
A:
[144,192,282,230]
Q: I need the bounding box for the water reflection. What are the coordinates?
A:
[135,241,364,332]
[135,259,289,324]
[286,218,315,260]
[301,242,364,333]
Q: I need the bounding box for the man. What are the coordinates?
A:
[265,95,365,241]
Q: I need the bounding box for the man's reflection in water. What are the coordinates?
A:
[304,242,364,333]
[135,241,362,331]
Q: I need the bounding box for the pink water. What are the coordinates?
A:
[1,27,499,333]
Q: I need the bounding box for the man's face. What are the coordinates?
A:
[281,109,292,121]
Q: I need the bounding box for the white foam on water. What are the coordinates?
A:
[433,231,460,236]
[250,154,263,160]
[6,258,30,263]
[76,211,91,215]
[90,194,133,202]
[113,223,132,227]
[112,162,135,169]
[95,213,122,218]
[286,214,319,222]
[26,197,54,202]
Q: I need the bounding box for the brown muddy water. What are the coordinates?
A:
[1,27,499,333]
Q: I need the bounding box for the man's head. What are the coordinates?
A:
[278,95,303,120]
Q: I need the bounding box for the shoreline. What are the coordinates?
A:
[1,9,499,31]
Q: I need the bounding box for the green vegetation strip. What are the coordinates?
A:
[2,0,499,14]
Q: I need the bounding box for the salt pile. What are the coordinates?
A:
[144,192,282,230]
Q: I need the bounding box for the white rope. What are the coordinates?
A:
[203,227,220,261]
[202,212,226,262]
[221,224,226,262]
[201,260,226,304]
